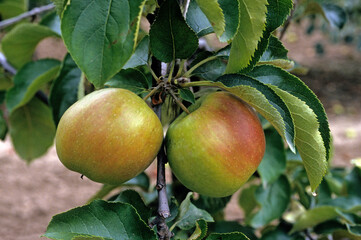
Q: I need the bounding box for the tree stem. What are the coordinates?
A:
[0,52,16,75]
[0,3,55,29]
[150,105,173,240]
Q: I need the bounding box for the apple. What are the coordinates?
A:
[165,91,265,197]
[55,88,163,185]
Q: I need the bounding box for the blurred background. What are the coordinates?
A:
[0,0,360,239]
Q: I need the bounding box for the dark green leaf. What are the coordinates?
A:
[44,200,157,240]
[322,3,347,29]
[209,221,257,240]
[346,168,361,198]
[123,172,150,190]
[206,232,249,240]
[149,0,198,62]
[186,0,213,37]
[2,23,60,69]
[260,35,288,61]
[317,196,361,212]
[0,110,8,140]
[49,54,81,125]
[193,195,232,215]
[0,91,5,104]
[258,128,286,185]
[347,224,361,236]
[250,175,291,227]
[179,88,195,104]
[9,97,56,162]
[114,190,151,223]
[6,59,61,113]
[40,11,62,36]
[192,52,227,81]
[61,0,146,88]
[105,68,150,95]
[123,36,149,69]
[266,0,293,32]
[314,220,345,235]
[218,0,239,42]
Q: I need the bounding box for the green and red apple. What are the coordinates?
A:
[166,91,266,197]
[55,88,163,185]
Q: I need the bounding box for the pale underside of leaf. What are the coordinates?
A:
[225,0,267,73]
[195,0,225,37]
[270,86,327,191]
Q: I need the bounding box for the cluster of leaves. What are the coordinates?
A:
[43,155,361,239]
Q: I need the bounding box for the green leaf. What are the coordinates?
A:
[207,232,249,240]
[195,0,225,37]
[9,97,56,162]
[347,224,361,236]
[149,0,198,62]
[346,168,361,198]
[114,190,151,223]
[105,68,150,95]
[266,0,293,33]
[6,59,61,113]
[241,0,293,73]
[0,68,13,90]
[179,88,195,104]
[218,0,240,42]
[0,110,8,140]
[0,0,27,20]
[225,0,267,73]
[44,200,157,240]
[187,76,295,152]
[49,54,81,125]
[191,52,227,81]
[188,219,208,240]
[238,184,258,219]
[193,195,232,215]
[249,65,330,190]
[2,23,60,69]
[186,0,213,37]
[52,0,67,16]
[123,172,150,190]
[291,206,340,232]
[123,36,149,69]
[172,192,214,231]
[61,0,146,88]
[39,11,62,36]
[208,221,257,240]
[260,36,288,61]
[249,175,291,228]
[257,128,286,185]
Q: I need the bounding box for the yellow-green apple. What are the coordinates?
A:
[165,91,265,197]
[55,88,163,185]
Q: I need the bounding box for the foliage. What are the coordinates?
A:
[0,0,358,239]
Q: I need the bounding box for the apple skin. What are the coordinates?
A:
[165,91,265,197]
[55,88,163,185]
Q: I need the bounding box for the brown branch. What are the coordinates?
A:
[149,104,173,240]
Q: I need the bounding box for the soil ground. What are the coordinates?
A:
[1,23,361,239]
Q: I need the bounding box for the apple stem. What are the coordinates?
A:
[168,89,191,114]
[143,84,163,101]
[149,104,173,240]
